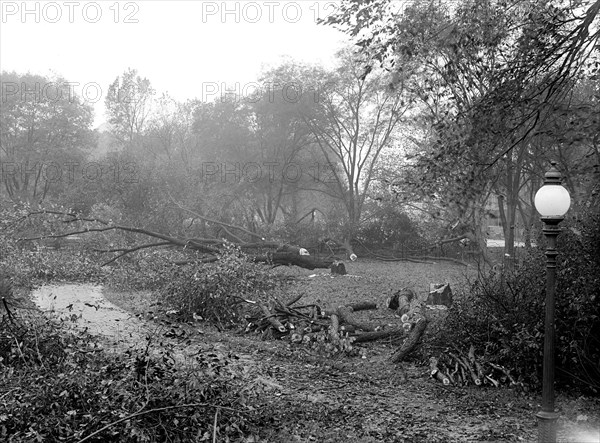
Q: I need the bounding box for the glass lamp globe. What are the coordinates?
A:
[534,185,571,218]
[534,162,571,218]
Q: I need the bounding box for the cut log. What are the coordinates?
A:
[291,333,303,343]
[449,352,481,386]
[352,326,405,343]
[403,301,427,322]
[329,314,340,343]
[321,305,380,332]
[430,357,451,385]
[468,345,485,381]
[488,362,520,387]
[339,324,357,334]
[254,252,333,270]
[390,316,428,363]
[336,306,378,332]
[443,362,456,385]
[347,302,377,312]
[258,303,286,333]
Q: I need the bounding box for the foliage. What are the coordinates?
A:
[356,203,425,251]
[0,313,263,442]
[105,68,155,144]
[431,206,600,392]
[102,248,180,292]
[0,72,95,206]
[0,202,105,288]
[161,243,280,328]
[12,248,103,286]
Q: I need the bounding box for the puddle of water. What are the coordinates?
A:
[30,283,258,373]
[31,283,149,347]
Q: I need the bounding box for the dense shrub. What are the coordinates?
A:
[431,206,600,393]
[0,313,264,442]
[161,243,280,328]
[357,206,426,252]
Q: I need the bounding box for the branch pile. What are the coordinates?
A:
[244,294,391,343]
[427,345,524,389]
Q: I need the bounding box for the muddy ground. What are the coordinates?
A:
[31,260,600,442]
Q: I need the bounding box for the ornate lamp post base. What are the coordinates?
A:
[536,410,559,443]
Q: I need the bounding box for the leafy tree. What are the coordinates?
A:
[246,62,324,226]
[188,97,259,229]
[0,71,95,207]
[297,48,412,251]
[105,68,155,145]
[145,94,199,166]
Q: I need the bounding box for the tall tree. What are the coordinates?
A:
[0,71,94,206]
[300,48,411,252]
[105,68,154,145]
[247,62,321,226]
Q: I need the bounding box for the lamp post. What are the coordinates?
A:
[533,161,571,443]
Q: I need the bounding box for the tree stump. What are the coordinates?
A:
[427,283,453,307]
[331,262,347,275]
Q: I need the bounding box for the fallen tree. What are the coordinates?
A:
[17,209,336,270]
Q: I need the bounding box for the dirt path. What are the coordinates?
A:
[30,282,597,442]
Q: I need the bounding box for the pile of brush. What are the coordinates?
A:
[429,345,524,389]
[243,293,382,342]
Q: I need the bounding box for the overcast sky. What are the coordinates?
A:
[1,1,347,125]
